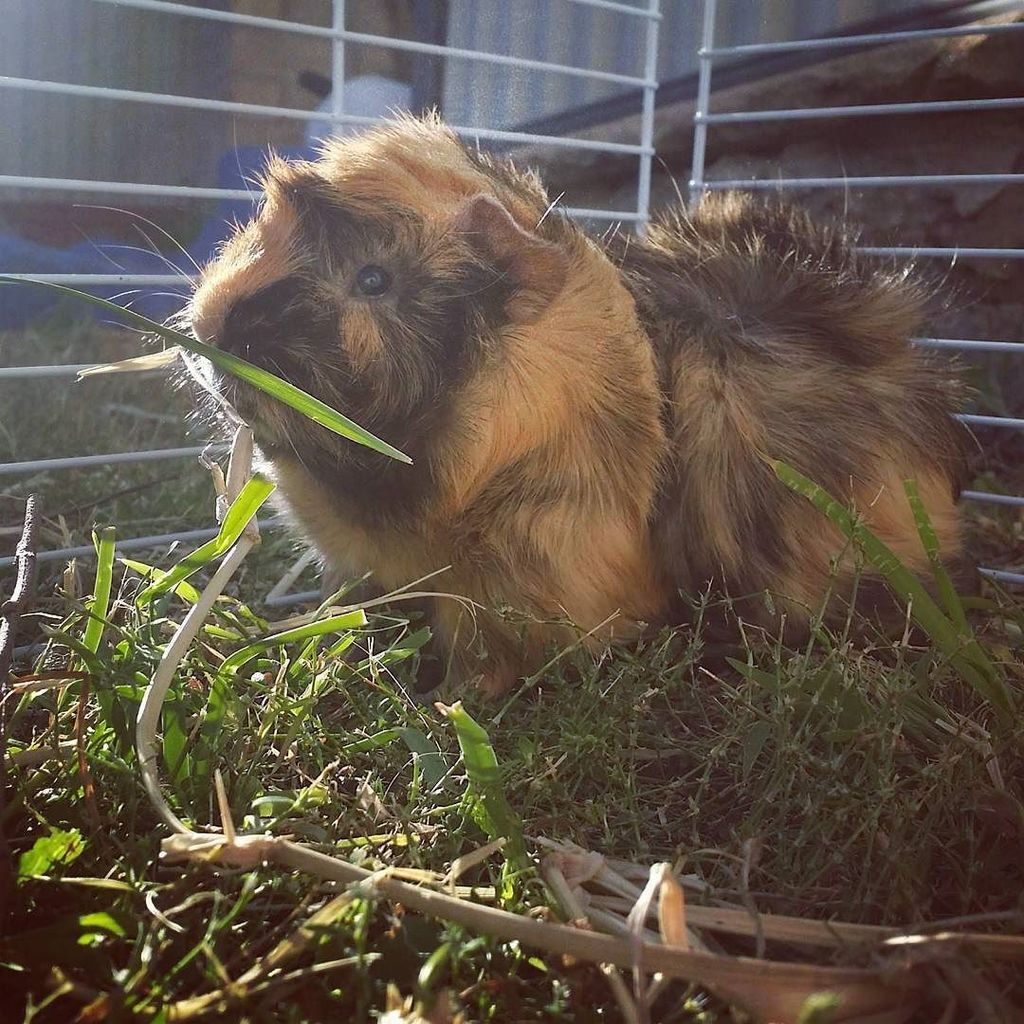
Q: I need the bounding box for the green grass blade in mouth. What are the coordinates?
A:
[0,277,412,465]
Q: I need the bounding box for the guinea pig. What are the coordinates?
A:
[188,113,969,696]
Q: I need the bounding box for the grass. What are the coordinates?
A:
[2,317,1024,1021]
[0,313,321,608]
[5,554,1023,1020]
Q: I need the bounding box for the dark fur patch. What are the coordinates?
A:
[219,276,335,365]
[608,192,968,630]
[269,262,516,528]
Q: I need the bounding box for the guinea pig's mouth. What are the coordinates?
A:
[219,362,308,438]
[193,275,345,424]
[187,346,309,446]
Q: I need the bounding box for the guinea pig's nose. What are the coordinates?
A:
[219,278,304,358]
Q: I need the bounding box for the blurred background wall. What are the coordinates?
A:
[1,0,958,188]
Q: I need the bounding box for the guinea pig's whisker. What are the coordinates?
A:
[75,229,132,275]
[75,204,202,276]
[130,226,197,282]
[285,435,313,471]
[136,291,191,303]
[265,357,290,381]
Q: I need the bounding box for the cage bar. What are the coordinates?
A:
[701,174,1024,190]
[915,339,1023,353]
[0,364,100,380]
[89,0,654,88]
[697,96,1024,125]
[332,0,346,128]
[0,77,651,155]
[0,175,258,201]
[0,528,220,570]
[0,176,640,232]
[701,20,1024,58]
[962,491,1024,507]
[956,414,1024,430]
[688,0,717,201]
[858,246,1024,260]
[0,446,217,477]
[2,273,189,286]
[564,0,661,18]
[980,568,1024,585]
[635,0,662,227]
[0,516,289,571]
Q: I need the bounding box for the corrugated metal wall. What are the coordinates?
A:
[442,0,952,129]
[0,0,230,187]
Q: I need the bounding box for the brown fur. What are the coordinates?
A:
[188,114,968,694]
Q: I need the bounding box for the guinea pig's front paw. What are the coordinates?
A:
[472,662,520,699]
[412,653,448,697]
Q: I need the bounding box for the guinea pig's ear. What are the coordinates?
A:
[454,193,569,320]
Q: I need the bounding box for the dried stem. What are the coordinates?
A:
[136,428,257,835]
[0,493,40,921]
[159,829,924,1023]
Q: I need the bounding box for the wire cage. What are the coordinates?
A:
[1,0,1022,596]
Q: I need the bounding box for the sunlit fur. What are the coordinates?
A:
[189,114,968,695]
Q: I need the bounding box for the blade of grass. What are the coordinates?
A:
[136,476,275,605]
[771,460,1014,723]
[218,610,368,677]
[83,528,116,656]
[902,479,970,635]
[121,558,201,604]
[67,526,118,722]
[438,701,528,882]
[0,277,411,464]
[339,730,402,757]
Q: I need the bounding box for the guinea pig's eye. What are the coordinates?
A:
[355,264,392,297]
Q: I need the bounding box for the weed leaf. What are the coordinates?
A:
[17,828,86,880]
[398,727,451,794]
